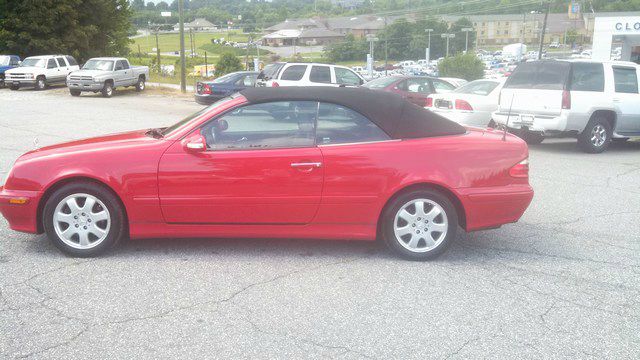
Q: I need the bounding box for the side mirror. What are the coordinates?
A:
[182,133,206,153]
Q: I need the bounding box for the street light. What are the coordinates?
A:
[425,28,434,62]
[441,33,455,57]
[461,27,473,53]
[366,34,379,79]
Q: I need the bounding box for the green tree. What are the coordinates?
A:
[0,0,132,62]
[323,34,368,62]
[438,53,484,81]
[215,52,243,76]
[449,17,476,55]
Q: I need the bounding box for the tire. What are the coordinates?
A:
[521,131,545,145]
[9,84,19,91]
[135,76,145,92]
[35,76,47,90]
[381,189,458,261]
[101,81,114,98]
[70,89,81,97]
[612,137,629,143]
[578,116,612,153]
[42,182,126,257]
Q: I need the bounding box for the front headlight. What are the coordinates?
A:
[26,74,34,79]
[93,78,101,83]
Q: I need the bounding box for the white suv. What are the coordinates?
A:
[256,62,365,88]
[492,60,640,153]
[5,55,80,91]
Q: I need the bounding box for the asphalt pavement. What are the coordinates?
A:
[1,86,639,359]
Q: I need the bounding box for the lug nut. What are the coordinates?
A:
[87,219,91,222]
[74,216,78,219]
[75,224,79,228]
[417,217,421,221]
[83,226,87,230]
[416,230,420,234]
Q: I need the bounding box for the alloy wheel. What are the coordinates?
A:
[52,193,111,249]
[393,198,448,253]
[590,124,607,147]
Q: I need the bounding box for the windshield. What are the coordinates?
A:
[362,77,399,89]
[21,58,45,68]
[0,56,10,66]
[258,63,283,80]
[82,59,114,71]
[454,80,500,96]
[212,73,239,84]
[161,96,238,136]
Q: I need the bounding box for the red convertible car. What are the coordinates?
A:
[0,87,533,260]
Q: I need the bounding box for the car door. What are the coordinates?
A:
[55,57,69,82]
[158,100,323,224]
[45,58,59,81]
[113,60,128,86]
[611,65,640,134]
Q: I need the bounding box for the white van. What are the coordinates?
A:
[256,62,365,87]
[492,60,640,153]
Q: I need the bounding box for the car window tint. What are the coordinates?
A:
[120,60,129,69]
[335,67,361,85]
[613,67,638,94]
[432,79,455,93]
[309,65,331,83]
[66,56,78,66]
[115,60,126,70]
[56,57,67,67]
[570,63,604,92]
[203,101,317,150]
[280,65,307,81]
[47,59,57,69]
[506,62,570,90]
[406,78,431,93]
[316,103,390,145]
[10,56,20,66]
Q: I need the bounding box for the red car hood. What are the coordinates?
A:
[19,130,165,160]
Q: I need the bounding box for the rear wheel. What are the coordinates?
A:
[578,116,612,153]
[135,76,145,91]
[43,182,125,257]
[69,89,81,97]
[101,81,114,98]
[35,76,47,90]
[521,131,545,145]
[382,189,458,261]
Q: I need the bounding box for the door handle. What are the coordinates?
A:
[291,162,322,168]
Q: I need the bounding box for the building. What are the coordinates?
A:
[174,18,217,32]
[591,13,640,62]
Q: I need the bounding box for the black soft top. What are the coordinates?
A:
[239,87,466,139]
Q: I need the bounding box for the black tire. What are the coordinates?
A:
[9,84,19,91]
[135,76,145,92]
[70,89,81,97]
[42,181,126,257]
[35,76,47,90]
[612,137,629,143]
[521,131,545,145]
[381,189,458,261]
[101,81,114,98]
[578,116,612,153]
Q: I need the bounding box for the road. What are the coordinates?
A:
[1,87,639,359]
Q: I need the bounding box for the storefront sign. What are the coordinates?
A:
[615,22,640,31]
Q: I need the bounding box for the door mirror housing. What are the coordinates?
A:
[182,133,207,152]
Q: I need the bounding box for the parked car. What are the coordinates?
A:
[66,57,149,97]
[0,55,21,88]
[256,62,365,87]
[492,60,640,153]
[5,55,80,90]
[438,77,468,88]
[195,71,258,105]
[0,87,533,260]
[549,42,560,48]
[363,75,457,107]
[427,78,506,127]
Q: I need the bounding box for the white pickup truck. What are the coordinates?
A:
[66,57,149,97]
[492,60,640,153]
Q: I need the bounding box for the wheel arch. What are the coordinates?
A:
[36,176,129,234]
[376,182,468,238]
[586,109,616,133]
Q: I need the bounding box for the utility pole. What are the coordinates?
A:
[384,17,388,76]
[462,28,473,53]
[538,1,550,60]
[425,28,434,62]
[521,12,526,44]
[178,0,186,93]
[441,33,455,57]
[155,29,161,73]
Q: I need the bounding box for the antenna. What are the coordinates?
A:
[502,94,515,141]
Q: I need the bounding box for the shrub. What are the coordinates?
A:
[438,53,485,81]
[215,52,243,76]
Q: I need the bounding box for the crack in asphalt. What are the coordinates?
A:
[444,337,480,359]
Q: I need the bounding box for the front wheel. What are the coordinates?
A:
[9,84,19,91]
[382,190,458,261]
[70,89,81,97]
[135,76,145,92]
[101,82,114,98]
[43,182,126,257]
[578,117,612,153]
[35,76,46,90]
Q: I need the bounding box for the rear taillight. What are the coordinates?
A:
[455,99,473,111]
[202,84,211,95]
[425,96,433,108]
[509,158,529,178]
[271,81,279,87]
[562,89,571,109]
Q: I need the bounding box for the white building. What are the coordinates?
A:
[592,14,640,63]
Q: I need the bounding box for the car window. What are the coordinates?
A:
[405,78,431,94]
[309,65,331,83]
[363,76,399,89]
[280,65,307,81]
[454,80,500,95]
[202,101,317,150]
[47,59,57,69]
[432,79,455,93]
[316,103,390,145]
[505,61,570,90]
[613,67,638,94]
[65,56,78,66]
[119,60,129,70]
[258,62,283,80]
[335,67,361,86]
[241,74,256,87]
[115,60,126,70]
[10,56,20,66]
[570,63,604,92]
[56,57,67,67]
